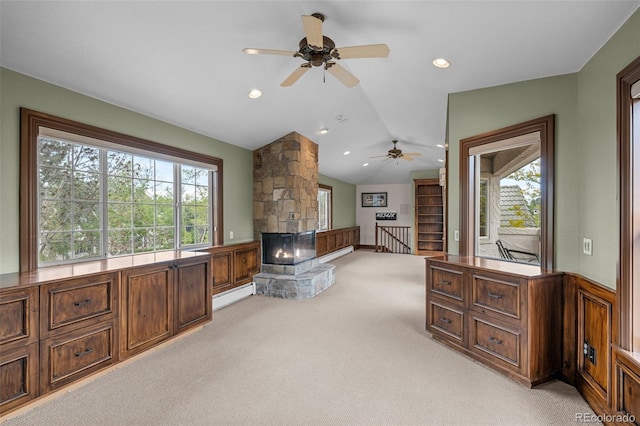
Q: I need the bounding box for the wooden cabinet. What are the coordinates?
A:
[120,255,211,359]
[203,241,260,295]
[0,287,39,414]
[0,250,212,416]
[426,255,563,387]
[613,348,640,423]
[415,178,445,255]
[39,272,119,392]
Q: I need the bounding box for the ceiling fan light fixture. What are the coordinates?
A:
[248,89,262,99]
[432,58,450,68]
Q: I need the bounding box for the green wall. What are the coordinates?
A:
[447,8,640,289]
[319,174,356,229]
[0,68,254,274]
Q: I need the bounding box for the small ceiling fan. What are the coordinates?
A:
[370,140,422,161]
[243,13,390,88]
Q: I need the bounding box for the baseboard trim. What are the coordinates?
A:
[213,282,256,311]
[318,246,354,263]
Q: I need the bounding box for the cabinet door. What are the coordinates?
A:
[121,264,173,359]
[0,343,38,415]
[234,246,259,284]
[0,287,38,347]
[175,257,212,334]
[211,250,233,295]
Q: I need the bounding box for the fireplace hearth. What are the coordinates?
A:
[262,231,315,265]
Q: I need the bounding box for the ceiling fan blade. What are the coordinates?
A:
[335,44,390,59]
[403,152,422,156]
[243,48,297,56]
[302,15,323,48]
[401,156,415,161]
[281,66,310,87]
[326,63,359,88]
[369,154,390,159]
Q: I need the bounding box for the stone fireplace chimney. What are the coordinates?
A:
[253,131,319,238]
[252,132,335,299]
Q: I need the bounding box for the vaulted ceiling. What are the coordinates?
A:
[2,1,638,184]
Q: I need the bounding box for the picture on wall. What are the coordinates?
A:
[362,192,387,207]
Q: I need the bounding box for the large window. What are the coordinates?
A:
[20,109,223,271]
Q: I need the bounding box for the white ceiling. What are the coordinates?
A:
[2,1,638,184]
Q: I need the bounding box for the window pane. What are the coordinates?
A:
[133,228,154,253]
[156,204,174,226]
[39,231,72,262]
[108,176,132,202]
[108,230,132,255]
[39,138,72,168]
[133,178,154,203]
[182,166,196,184]
[74,202,101,230]
[73,171,101,201]
[107,151,132,177]
[108,203,132,229]
[74,145,100,172]
[40,166,71,200]
[155,160,173,182]
[40,199,72,233]
[133,203,155,227]
[155,182,173,203]
[195,168,209,186]
[156,228,175,250]
[133,155,154,179]
[73,231,101,258]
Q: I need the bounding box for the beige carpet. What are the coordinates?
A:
[2,250,598,426]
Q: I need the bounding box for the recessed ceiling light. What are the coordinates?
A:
[438,159,445,163]
[432,58,450,68]
[363,162,369,167]
[343,151,351,156]
[436,144,445,148]
[318,128,329,134]
[248,89,262,99]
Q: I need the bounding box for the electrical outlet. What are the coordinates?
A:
[588,346,597,365]
[454,230,459,242]
[229,231,234,240]
[583,238,593,256]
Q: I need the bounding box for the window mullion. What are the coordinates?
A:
[100,149,108,258]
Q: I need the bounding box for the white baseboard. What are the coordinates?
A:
[213,282,256,311]
[318,246,354,263]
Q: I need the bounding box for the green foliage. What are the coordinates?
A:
[38,139,212,264]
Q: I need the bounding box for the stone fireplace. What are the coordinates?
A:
[252,132,335,300]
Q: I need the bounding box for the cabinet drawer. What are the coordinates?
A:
[0,342,38,414]
[429,264,464,302]
[41,272,118,338]
[40,319,116,392]
[428,301,464,342]
[0,287,39,347]
[471,273,521,319]
[471,316,521,367]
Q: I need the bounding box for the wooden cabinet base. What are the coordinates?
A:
[0,343,38,415]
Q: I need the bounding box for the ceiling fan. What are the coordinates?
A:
[243,13,390,88]
[370,140,422,161]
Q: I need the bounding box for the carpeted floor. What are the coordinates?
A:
[1,250,599,425]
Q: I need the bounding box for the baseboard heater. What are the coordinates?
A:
[212,282,256,311]
[318,245,354,263]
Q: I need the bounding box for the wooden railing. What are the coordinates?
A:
[375,224,411,254]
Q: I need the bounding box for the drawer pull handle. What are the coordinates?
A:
[74,299,92,307]
[439,317,452,324]
[487,292,503,299]
[75,348,93,357]
[439,280,451,286]
[488,337,503,345]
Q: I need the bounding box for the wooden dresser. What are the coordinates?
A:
[0,250,212,416]
[425,255,564,387]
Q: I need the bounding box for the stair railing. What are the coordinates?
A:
[375,223,411,254]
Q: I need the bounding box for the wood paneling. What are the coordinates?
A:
[175,257,212,333]
[315,227,360,258]
[202,241,260,295]
[0,342,38,414]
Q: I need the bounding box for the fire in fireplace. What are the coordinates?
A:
[262,231,316,265]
